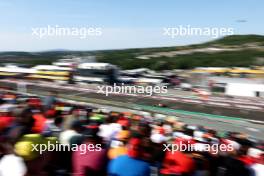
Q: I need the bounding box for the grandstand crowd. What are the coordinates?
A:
[0,91,263,176]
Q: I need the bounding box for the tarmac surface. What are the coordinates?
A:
[0,79,263,140]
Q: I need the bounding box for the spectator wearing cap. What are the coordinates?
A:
[43,91,57,111]
[2,93,17,104]
[108,137,151,176]
[27,97,42,110]
[108,130,130,160]
[72,125,108,176]
[160,138,195,176]
[42,116,63,138]
[57,120,83,174]
[97,114,122,144]
[150,126,167,144]
[59,120,82,145]
[4,107,35,142]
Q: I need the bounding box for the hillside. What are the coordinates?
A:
[0,35,264,70]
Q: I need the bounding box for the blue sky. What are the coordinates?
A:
[0,0,263,51]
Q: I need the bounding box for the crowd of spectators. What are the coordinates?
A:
[0,91,263,176]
